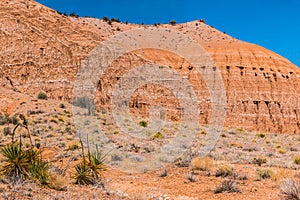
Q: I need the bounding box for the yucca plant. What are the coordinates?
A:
[74,162,94,185]
[88,146,106,179]
[29,159,50,186]
[0,142,40,181]
[73,138,106,185]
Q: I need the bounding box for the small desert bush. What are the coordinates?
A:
[214,180,241,194]
[186,172,197,182]
[159,169,168,177]
[190,157,214,171]
[3,127,11,136]
[37,92,47,100]
[253,157,267,166]
[152,132,164,139]
[0,114,12,125]
[215,164,234,178]
[29,159,51,185]
[68,142,80,151]
[257,168,274,180]
[256,133,266,138]
[279,178,300,200]
[294,157,300,165]
[169,20,176,25]
[139,120,148,127]
[102,16,109,22]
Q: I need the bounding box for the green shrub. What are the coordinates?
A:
[74,162,94,185]
[29,160,50,185]
[37,92,47,100]
[139,120,148,127]
[88,148,106,179]
[73,144,106,185]
[0,143,40,181]
[152,132,164,139]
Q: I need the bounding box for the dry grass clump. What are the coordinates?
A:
[257,168,274,180]
[279,178,300,200]
[271,168,295,182]
[214,179,241,194]
[190,157,214,171]
[215,164,234,178]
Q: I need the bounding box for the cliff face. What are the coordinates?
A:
[1,0,299,134]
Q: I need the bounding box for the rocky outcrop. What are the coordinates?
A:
[0,0,299,134]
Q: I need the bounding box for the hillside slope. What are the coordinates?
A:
[0,0,299,134]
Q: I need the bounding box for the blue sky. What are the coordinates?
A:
[36,0,300,67]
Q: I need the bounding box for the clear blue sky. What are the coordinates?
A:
[36,0,300,67]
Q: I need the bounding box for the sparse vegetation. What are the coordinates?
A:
[159,169,168,177]
[215,164,234,178]
[186,172,197,182]
[102,16,109,22]
[214,180,241,194]
[73,139,106,185]
[139,120,148,127]
[257,168,273,179]
[3,126,11,136]
[0,114,12,125]
[294,157,300,165]
[70,12,79,18]
[256,133,266,138]
[74,162,95,185]
[279,178,300,200]
[191,157,214,171]
[0,140,51,187]
[152,132,164,139]
[0,115,51,186]
[253,157,267,166]
[169,20,176,25]
[68,142,79,151]
[37,92,47,100]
